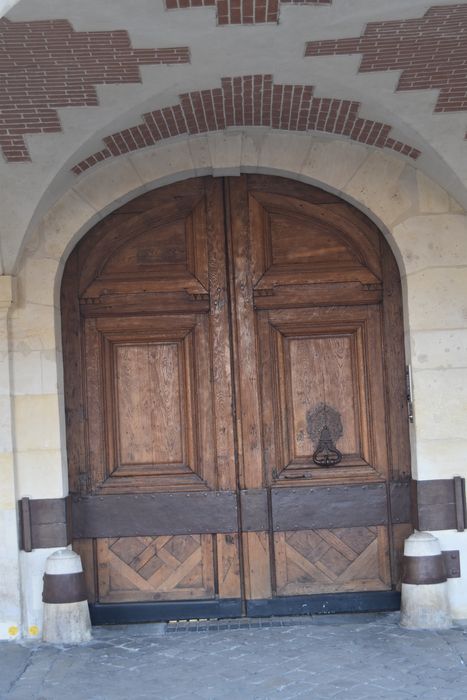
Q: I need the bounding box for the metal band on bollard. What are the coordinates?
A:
[42,572,87,604]
[402,553,447,585]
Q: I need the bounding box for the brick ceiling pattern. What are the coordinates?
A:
[306,4,467,114]
[72,74,420,175]
[165,0,331,25]
[0,18,190,162]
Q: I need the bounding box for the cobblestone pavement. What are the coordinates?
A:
[1,613,467,700]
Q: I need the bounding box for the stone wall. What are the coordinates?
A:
[1,131,466,638]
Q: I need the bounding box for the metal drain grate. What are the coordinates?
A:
[166,615,317,633]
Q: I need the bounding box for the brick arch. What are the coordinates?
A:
[72,75,420,175]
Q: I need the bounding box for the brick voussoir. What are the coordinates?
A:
[71,74,421,175]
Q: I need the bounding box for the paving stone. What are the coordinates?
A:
[0,644,33,696]
[1,614,467,699]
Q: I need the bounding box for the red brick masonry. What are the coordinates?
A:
[0,18,189,162]
[306,4,467,114]
[72,74,420,175]
[165,0,330,25]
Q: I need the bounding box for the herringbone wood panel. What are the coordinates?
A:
[97,534,215,602]
[274,526,391,595]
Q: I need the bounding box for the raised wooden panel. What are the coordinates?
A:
[274,527,391,596]
[103,220,188,273]
[97,534,215,602]
[114,342,184,467]
[270,214,360,267]
[248,190,382,292]
[286,334,359,458]
[258,305,388,484]
[84,313,216,493]
[79,196,209,300]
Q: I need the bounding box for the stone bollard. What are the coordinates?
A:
[400,531,451,629]
[42,549,92,644]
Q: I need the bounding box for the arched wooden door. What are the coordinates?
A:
[62,175,412,624]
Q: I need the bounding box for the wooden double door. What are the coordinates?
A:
[62,175,412,623]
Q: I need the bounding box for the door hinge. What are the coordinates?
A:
[405,365,414,423]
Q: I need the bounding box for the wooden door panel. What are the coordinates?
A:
[274,526,390,596]
[114,342,184,468]
[258,305,388,484]
[228,175,407,607]
[84,314,215,492]
[216,533,242,599]
[97,534,215,603]
[64,178,243,615]
[78,186,209,299]
[248,189,382,291]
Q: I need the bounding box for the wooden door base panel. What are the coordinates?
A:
[89,598,242,625]
[246,591,401,617]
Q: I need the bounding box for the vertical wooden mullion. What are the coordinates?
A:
[205,178,242,600]
[226,175,272,600]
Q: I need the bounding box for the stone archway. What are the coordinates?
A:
[6,133,467,635]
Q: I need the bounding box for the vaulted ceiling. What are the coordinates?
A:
[1,0,467,271]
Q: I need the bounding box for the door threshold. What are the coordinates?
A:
[89,591,400,626]
[247,591,400,617]
[89,598,242,625]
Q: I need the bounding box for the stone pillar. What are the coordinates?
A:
[0,276,22,640]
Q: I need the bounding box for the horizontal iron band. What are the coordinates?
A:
[412,477,466,532]
[20,478,463,548]
[271,483,389,531]
[72,491,238,538]
[19,496,71,552]
[42,572,87,604]
[72,483,409,538]
[402,554,447,585]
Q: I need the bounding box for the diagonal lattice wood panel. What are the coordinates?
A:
[274,526,391,595]
[97,534,215,602]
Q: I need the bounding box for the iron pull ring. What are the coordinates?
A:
[312,425,342,467]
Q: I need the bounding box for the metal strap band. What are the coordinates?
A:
[402,554,447,585]
[42,572,87,604]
